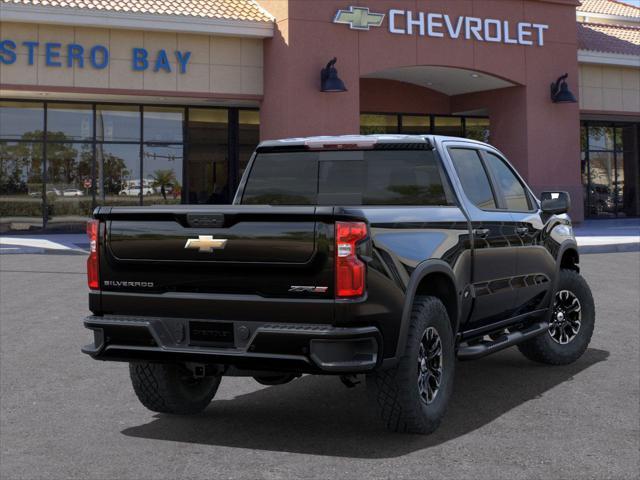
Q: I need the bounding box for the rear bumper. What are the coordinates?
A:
[82,315,381,374]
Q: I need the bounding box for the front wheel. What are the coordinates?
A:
[367,296,455,434]
[518,269,595,365]
[129,363,221,414]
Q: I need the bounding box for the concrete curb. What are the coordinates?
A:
[578,243,640,254]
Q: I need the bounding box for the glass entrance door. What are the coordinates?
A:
[582,122,639,218]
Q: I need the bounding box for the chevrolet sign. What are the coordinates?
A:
[334,6,549,46]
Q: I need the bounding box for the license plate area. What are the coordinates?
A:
[189,321,235,347]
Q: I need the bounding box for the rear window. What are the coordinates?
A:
[241,150,454,206]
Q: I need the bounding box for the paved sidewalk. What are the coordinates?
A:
[574,218,640,253]
[1,219,638,255]
[0,234,88,255]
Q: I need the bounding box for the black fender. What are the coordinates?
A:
[556,239,579,273]
[544,239,579,322]
[554,239,580,294]
[381,259,460,369]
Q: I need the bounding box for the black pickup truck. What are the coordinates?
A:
[82,135,594,434]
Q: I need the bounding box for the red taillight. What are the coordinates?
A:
[87,219,99,290]
[335,221,367,298]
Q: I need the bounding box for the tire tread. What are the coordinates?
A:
[368,296,454,434]
[518,269,595,365]
[129,363,220,415]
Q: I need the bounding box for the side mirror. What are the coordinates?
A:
[540,191,571,215]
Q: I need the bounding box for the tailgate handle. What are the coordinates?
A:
[187,213,225,228]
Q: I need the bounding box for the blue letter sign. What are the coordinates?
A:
[0,39,193,74]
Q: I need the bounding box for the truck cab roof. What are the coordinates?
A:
[257,134,489,151]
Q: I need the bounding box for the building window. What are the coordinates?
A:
[0,140,44,229]
[433,116,463,137]
[401,115,431,135]
[360,114,399,134]
[47,103,93,141]
[0,100,260,232]
[360,113,490,141]
[582,122,639,218]
[238,110,260,180]
[0,102,44,140]
[96,105,140,142]
[96,143,141,206]
[143,144,183,205]
[464,117,491,143]
[186,108,229,204]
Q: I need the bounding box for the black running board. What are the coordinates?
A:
[457,321,550,361]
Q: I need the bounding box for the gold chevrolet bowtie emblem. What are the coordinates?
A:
[184,235,228,253]
[334,6,385,31]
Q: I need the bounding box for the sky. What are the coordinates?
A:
[617,0,640,7]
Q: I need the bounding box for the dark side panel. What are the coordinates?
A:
[335,206,472,359]
[511,212,557,315]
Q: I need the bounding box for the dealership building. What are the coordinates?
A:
[0,0,638,231]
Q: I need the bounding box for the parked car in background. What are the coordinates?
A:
[587,184,615,215]
[63,188,85,197]
[119,186,154,196]
[29,188,61,197]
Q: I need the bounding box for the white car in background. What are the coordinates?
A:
[119,186,154,196]
[30,188,61,197]
[62,188,85,197]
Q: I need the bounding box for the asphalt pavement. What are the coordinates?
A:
[0,251,638,480]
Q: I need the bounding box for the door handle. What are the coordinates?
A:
[516,227,529,236]
[473,228,490,239]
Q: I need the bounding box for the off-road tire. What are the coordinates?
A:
[367,296,455,434]
[518,269,595,365]
[129,362,221,414]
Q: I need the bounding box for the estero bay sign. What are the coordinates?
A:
[334,6,550,46]
[0,41,192,73]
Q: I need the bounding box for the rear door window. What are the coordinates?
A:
[448,148,497,209]
[241,150,454,206]
[482,152,532,211]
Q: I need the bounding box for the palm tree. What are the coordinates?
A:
[151,169,176,202]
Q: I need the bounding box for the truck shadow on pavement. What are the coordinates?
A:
[122,348,608,458]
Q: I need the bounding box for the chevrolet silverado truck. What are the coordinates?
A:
[82,135,595,434]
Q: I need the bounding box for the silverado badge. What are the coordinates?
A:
[184,235,228,253]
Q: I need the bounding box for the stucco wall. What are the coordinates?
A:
[579,63,640,113]
[360,78,450,114]
[0,22,263,96]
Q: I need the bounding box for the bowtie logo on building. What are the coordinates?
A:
[334,6,385,31]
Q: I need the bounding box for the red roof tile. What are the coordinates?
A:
[0,0,274,22]
[578,22,640,55]
[578,0,640,19]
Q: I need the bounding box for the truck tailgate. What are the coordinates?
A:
[93,205,336,321]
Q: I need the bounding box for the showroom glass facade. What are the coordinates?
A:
[581,121,640,218]
[0,101,259,230]
[360,113,490,142]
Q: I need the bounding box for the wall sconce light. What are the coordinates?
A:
[321,57,347,92]
[550,73,577,104]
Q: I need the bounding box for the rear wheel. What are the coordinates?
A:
[129,363,221,414]
[518,269,595,365]
[367,296,455,434]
